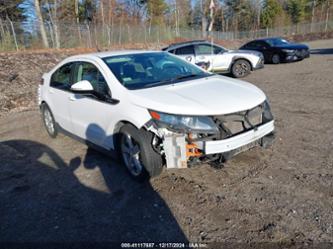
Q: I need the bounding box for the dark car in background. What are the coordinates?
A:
[240,37,310,64]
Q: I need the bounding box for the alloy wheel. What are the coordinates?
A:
[234,62,249,77]
[43,108,55,135]
[121,134,143,176]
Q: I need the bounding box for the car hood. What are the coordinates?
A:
[275,43,309,50]
[228,49,263,57]
[129,75,266,116]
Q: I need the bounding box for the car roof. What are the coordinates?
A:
[67,50,161,60]
[163,40,213,50]
[250,37,282,42]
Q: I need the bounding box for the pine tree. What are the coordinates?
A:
[287,0,306,25]
[0,0,25,20]
[146,0,167,26]
[261,0,283,28]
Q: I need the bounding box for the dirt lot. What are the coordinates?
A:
[0,39,332,247]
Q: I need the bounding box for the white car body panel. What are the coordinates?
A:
[205,121,274,154]
[130,75,266,116]
[210,51,262,71]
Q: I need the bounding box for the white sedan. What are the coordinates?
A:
[39,51,275,180]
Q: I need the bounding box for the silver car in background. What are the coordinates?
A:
[163,40,264,78]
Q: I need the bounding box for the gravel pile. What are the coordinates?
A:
[0,52,68,116]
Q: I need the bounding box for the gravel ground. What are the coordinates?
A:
[0,39,332,247]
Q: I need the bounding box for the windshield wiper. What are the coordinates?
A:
[140,73,211,89]
[174,73,200,80]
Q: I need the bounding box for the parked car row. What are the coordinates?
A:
[163,37,310,78]
[38,37,310,180]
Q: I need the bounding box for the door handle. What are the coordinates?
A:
[48,89,54,94]
[69,96,76,101]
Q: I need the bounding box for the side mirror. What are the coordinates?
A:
[70,80,94,92]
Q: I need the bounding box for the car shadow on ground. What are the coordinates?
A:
[310,48,333,55]
[0,139,188,244]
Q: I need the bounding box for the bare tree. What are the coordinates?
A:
[201,0,208,37]
[208,0,215,32]
[53,0,60,48]
[46,0,60,48]
[324,0,331,31]
[74,0,81,43]
[34,0,49,48]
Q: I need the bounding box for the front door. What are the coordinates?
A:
[68,61,116,149]
[195,43,229,71]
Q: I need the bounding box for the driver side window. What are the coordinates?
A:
[75,62,110,100]
[213,45,224,54]
[196,44,213,55]
[258,42,268,49]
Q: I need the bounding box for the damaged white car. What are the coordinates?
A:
[39,51,275,180]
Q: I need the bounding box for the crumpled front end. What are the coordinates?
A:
[145,101,275,169]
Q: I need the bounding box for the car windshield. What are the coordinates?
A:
[265,38,289,47]
[102,52,211,90]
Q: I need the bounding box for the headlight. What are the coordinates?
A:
[262,100,274,122]
[149,110,219,133]
[282,49,295,53]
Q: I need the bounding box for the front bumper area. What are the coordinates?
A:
[284,49,310,62]
[204,120,274,154]
[253,57,265,70]
[147,102,275,169]
[157,120,274,169]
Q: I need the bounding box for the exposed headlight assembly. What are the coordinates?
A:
[149,110,219,134]
[262,100,274,122]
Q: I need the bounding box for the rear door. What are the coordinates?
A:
[47,62,75,133]
[68,61,117,148]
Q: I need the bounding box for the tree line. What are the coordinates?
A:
[0,0,332,50]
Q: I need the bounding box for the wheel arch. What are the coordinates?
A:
[40,100,51,111]
[229,56,253,71]
[113,120,141,134]
[112,120,143,148]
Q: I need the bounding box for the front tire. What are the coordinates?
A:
[231,59,251,78]
[271,54,280,64]
[41,104,58,138]
[119,124,163,181]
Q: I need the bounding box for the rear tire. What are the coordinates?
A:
[271,54,280,64]
[119,124,163,181]
[41,103,58,138]
[231,59,251,78]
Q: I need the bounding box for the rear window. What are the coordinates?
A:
[175,45,194,55]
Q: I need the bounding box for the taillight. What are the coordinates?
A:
[40,78,44,85]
